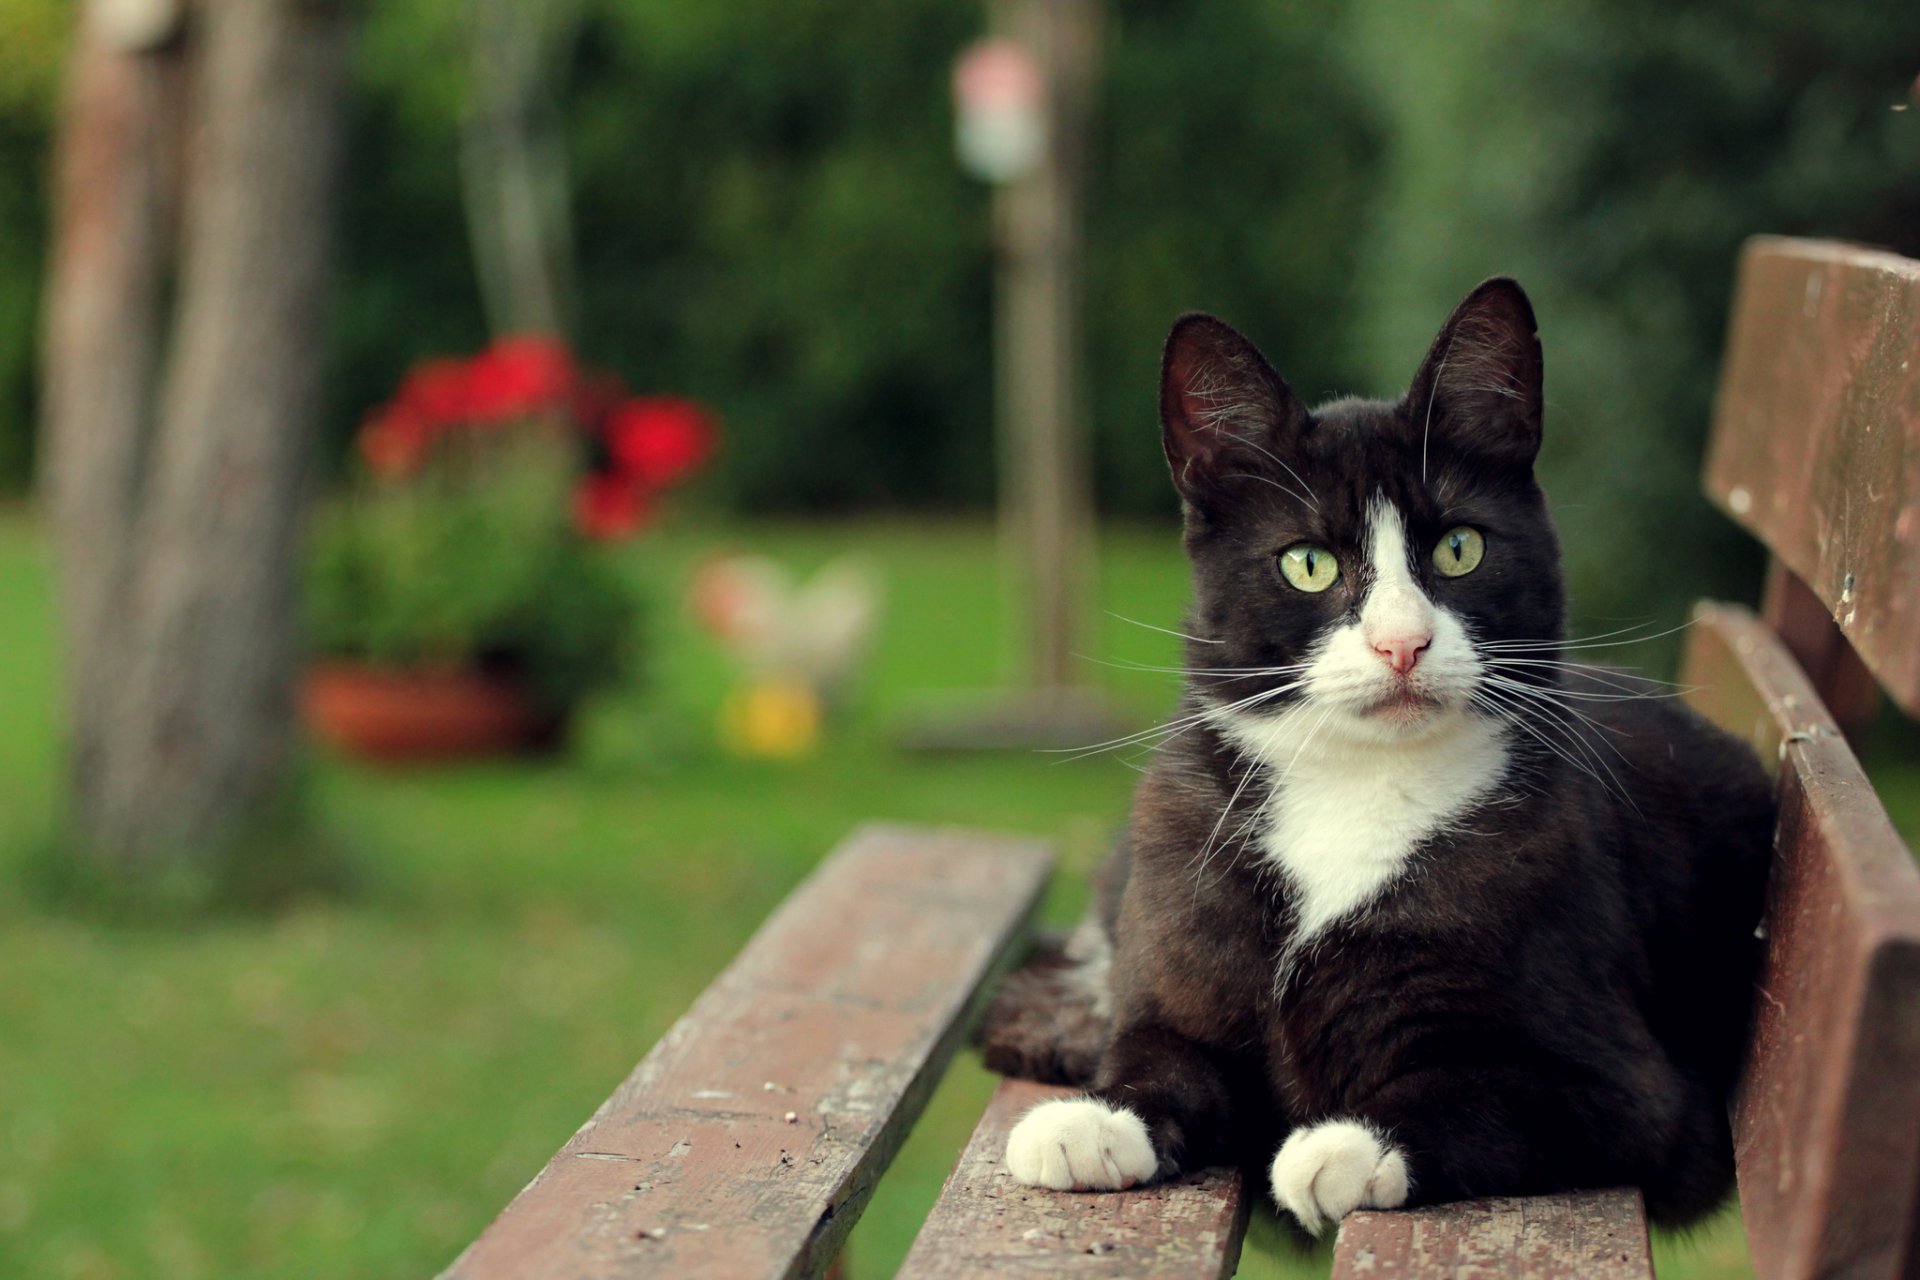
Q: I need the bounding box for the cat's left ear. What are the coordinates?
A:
[1405,278,1543,468]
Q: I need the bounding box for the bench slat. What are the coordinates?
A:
[439,824,1053,1280]
[1684,603,1920,1280]
[896,1078,1250,1278]
[1332,1190,1653,1280]
[1704,236,1920,717]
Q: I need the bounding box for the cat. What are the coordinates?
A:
[978,279,1774,1235]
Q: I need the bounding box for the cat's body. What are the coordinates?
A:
[980,281,1773,1234]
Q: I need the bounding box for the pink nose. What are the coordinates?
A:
[1373,634,1431,676]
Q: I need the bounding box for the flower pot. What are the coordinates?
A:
[302,663,566,762]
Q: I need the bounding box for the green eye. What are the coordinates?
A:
[1276,544,1340,593]
[1434,526,1486,577]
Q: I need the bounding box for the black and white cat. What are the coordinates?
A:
[979,280,1773,1234]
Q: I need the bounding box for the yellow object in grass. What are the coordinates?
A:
[722,678,822,758]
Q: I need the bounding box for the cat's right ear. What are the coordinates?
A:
[1159,313,1307,508]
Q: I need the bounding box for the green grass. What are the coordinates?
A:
[0,509,1870,1279]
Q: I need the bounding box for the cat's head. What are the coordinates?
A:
[1161,279,1564,748]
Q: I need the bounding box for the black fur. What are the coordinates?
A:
[978,280,1772,1224]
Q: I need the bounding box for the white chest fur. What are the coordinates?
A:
[1215,707,1510,941]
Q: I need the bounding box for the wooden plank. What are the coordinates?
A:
[1682,603,1920,1280]
[1703,236,1920,716]
[1331,1190,1653,1280]
[439,824,1054,1280]
[896,1078,1249,1279]
[1760,558,1878,748]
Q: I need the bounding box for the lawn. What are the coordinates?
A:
[0,508,1859,1279]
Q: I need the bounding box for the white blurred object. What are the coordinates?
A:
[92,0,181,50]
[692,554,882,707]
[952,38,1047,184]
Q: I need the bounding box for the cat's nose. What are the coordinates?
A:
[1372,633,1431,676]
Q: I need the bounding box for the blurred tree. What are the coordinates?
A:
[39,0,351,873]
[462,0,583,340]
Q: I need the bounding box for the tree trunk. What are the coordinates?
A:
[460,0,580,339]
[40,0,351,872]
[40,1,180,816]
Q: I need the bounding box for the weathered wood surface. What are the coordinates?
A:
[1704,236,1920,716]
[1683,603,1920,1280]
[1761,559,1879,748]
[1331,1189,1652,1280]
[896,1078,1249,1278]
[439,824,1053,1280]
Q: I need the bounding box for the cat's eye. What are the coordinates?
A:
[1276,544,1340,593]
[1433,526,1486,577]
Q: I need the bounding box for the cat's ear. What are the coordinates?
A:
[1405,278,1543,468]
[1159,313,1307,506]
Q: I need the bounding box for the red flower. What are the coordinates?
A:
[574,473,653,540]
[394,358,472,426]
[359,408,435,478]
[467,336,576,422]
[605,396,717,488]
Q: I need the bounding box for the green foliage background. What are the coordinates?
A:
[1,0,1918,619]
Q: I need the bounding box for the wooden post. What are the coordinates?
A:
[901,0,1125,751]
[993,0,1099,702]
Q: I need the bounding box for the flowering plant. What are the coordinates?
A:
[355,336,715,538]
[307,336,717,714]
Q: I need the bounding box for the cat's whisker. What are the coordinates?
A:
[1477,620,1666,647]
[1277,702,1342,786]
[1048,705,1230,762]
[1475,687,1620,803]
[1191,698,1340,903]
[1190,752,1267,891]
[1480,667,1687,704]
[1105,612,1223,645]
[1211,428,1322,511]
[1475,683,1640,812]
[1480,675,1638,755]
[1049,680,1304,763]
[1479,618,1697,654]
[1048,709,1227,762]
[1073,654,1244,682]
[1476,680,1643,773]
[1223,470,1315,510]
[1079,655,1314,680]
[1487,689,1642,810]
[1480,657,1693,696]
[1420,332,1456,483]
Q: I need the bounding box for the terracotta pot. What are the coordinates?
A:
[302,663,566,762]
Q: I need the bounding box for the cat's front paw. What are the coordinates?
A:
[1005,1097,1157,1191]
[1269,1118,1409,1236]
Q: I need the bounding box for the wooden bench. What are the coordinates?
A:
[441,237,1920,1279]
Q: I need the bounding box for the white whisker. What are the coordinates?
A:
[1212,429,1322,512]
[1106,612,1223,645]
[1048,680,1303,763]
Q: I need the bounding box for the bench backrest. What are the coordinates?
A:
[1682,237,1920,1280]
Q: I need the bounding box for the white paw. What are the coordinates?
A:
[1269,1118,1409,1236]
[1005,1097,1158,1191]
